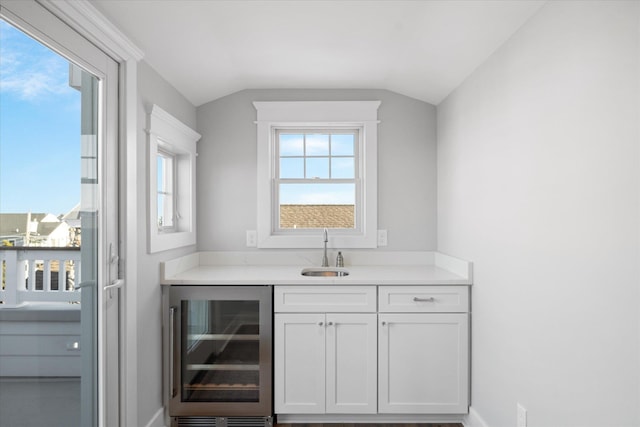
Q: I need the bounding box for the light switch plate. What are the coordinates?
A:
[246,230,257,247]
[377,229,388,246]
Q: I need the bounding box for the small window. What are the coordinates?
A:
[255,101,380,248]
[148,104,200,253]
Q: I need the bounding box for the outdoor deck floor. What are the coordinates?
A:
[0,377,80,427]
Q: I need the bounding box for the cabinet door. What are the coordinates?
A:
[325,313,377,414]
[378,313,469,414]
[274,313,326,413]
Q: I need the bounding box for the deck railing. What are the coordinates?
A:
[0,247,82,307]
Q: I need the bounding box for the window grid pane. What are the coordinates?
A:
[279,134,304,156]
[280,157,304,179]
[306,157,329,179]
[330,134,355,156]
[305,133,329,156]
[157,151,175,229]
[331,157,355,179]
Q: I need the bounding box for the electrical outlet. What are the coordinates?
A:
[377,229,388,246]
[517,403,527,427]
[246,230,257,247]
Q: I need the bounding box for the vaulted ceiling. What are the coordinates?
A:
[92,0,545,107]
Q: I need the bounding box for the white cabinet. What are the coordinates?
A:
[274,286,377,415]
[378,286,469,414]
[274,285,470,418]
[378,285,469,313]
[325,313,377,414]
[274,313,326,414]
[378,313,469,414]
[274,285,377,312]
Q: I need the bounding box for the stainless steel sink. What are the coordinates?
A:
[301,267,350,277]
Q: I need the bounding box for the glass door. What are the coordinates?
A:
[182,299,260,403]
[169,286,272,418]
[0,2,120,426]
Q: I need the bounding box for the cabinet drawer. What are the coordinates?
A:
[275,286,377,312]
[378,286,468,313]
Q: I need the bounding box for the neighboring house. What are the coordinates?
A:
[61,203,81,228]
[0,212,73,247]
[60,204,81,246]
[32,221,71,247]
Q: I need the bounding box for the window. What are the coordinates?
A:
[276,128,358,230]
[157,149,176,230]
[255,101,380,248]
[148,104,201,253]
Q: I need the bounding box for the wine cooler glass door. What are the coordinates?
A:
[169,286,272,417]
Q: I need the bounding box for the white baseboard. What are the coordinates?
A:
[143,407,165,427]
[277,414,465,424]
[464,407,489,427]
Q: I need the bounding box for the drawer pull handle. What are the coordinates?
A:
[413,297,435,302]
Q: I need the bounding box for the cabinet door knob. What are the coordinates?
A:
[318,321,324,326]
[381,321,387,326]
[327,321,334,326]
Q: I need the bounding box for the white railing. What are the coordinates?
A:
[0,247,82,307]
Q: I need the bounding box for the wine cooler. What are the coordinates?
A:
[165,286,272,427]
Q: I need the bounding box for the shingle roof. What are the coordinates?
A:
[0,213,50,236]
[280,204,354,229]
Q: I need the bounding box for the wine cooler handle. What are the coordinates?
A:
[169,306,177,399]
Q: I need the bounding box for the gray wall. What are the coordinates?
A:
[196,89,437,251]
[437,2,640,426]
[136,60,197,427]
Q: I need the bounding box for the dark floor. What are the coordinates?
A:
[275,424,463,427]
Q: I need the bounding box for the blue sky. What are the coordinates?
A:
[0,20,81,216]
[278,132,356,204]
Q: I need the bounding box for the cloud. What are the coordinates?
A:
[0,21,74,101]
[305,133,329,155]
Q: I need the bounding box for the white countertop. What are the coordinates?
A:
[161,251,472,286]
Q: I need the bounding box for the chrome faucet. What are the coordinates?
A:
[321,228,329,267]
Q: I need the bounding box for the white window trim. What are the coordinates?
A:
[274,127,361,235]
[254,101,380,249]
[148,104,201,253]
